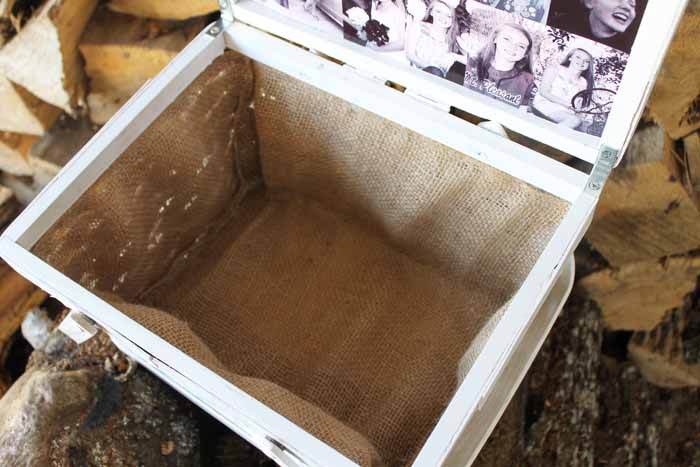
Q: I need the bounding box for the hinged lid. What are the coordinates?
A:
[221,0,688,167]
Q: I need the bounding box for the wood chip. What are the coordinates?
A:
[0,76,61,136]
[647,10,700,139]
[0,131,37,176]
[628,307,700,388]
[161,440,175,456]
[578,255,700,331]
[587,127,700,265]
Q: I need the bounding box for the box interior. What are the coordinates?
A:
[33,52,569,466]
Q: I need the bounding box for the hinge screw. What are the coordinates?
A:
[209,25,221,35]
[588,181,601,191]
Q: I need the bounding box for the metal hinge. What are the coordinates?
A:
[585,145,619,195]
[218,0,234,24]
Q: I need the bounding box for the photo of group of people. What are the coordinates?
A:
[268,0,646,137]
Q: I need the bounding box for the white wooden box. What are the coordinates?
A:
[0,0,687,465]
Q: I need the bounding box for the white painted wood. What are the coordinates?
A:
[412,193,597,467]
[231,0,688,165]
[224,22,588,203]
[231,0,601,163]
[3,24,226,249]
[600,0,690,165]
[0,10,648,467]
[443,254,575,467]
[0,237,357,467]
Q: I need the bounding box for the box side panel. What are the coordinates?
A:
[224,22,588,202]
[411,194,596,467]
[442,254,575,467]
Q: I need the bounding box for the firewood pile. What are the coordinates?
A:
[0,0,696,465]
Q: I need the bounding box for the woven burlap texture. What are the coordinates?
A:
[34,51,569,466]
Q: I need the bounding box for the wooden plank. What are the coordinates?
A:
[578,255,700,331]
[0,0,98,113]
[587,126,700,265]
[80,9,204,124]
[647,9,700,139]
[628,306,700,388]
[107,0,218,20]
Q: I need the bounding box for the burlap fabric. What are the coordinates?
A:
[34,51,569,466]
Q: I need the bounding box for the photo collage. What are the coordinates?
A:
[267,0,647,137]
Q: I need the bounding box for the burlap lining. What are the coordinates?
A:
[33,52,569,466]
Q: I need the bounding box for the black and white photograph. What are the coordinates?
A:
[474,0,551,23]
[533,27,627,136]
[547,0,647,53]
[341,0,634,138]
[271,0,344,36]
[445,2,547,108]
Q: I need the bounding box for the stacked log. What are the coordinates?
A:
[580,2,700,389]
[0,1,209,203]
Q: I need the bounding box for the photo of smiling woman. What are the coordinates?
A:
[532,48,595,129]
[405,0,465,76]
[449,23,536,108]
[547,0,647,53]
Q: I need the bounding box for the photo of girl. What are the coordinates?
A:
[449,22,536,108]
[532,48,594,128]
[405,0,465,76]
[547,0,647,53]
[475,0,551,23]
[340,0,632,140]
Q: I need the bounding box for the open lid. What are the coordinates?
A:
[221,0,688,166]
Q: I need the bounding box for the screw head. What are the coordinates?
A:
[588,181,601,190]
[210,25,221,34]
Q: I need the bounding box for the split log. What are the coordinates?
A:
[0,131,37,175]
[107,0,218,20]
[647,9,700,139]
[628,306,700,388]
[80,10,203,124]
[586,125,700,265]
[0,77,61,135]
[578,255,700,331]
[0,0,98,113]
